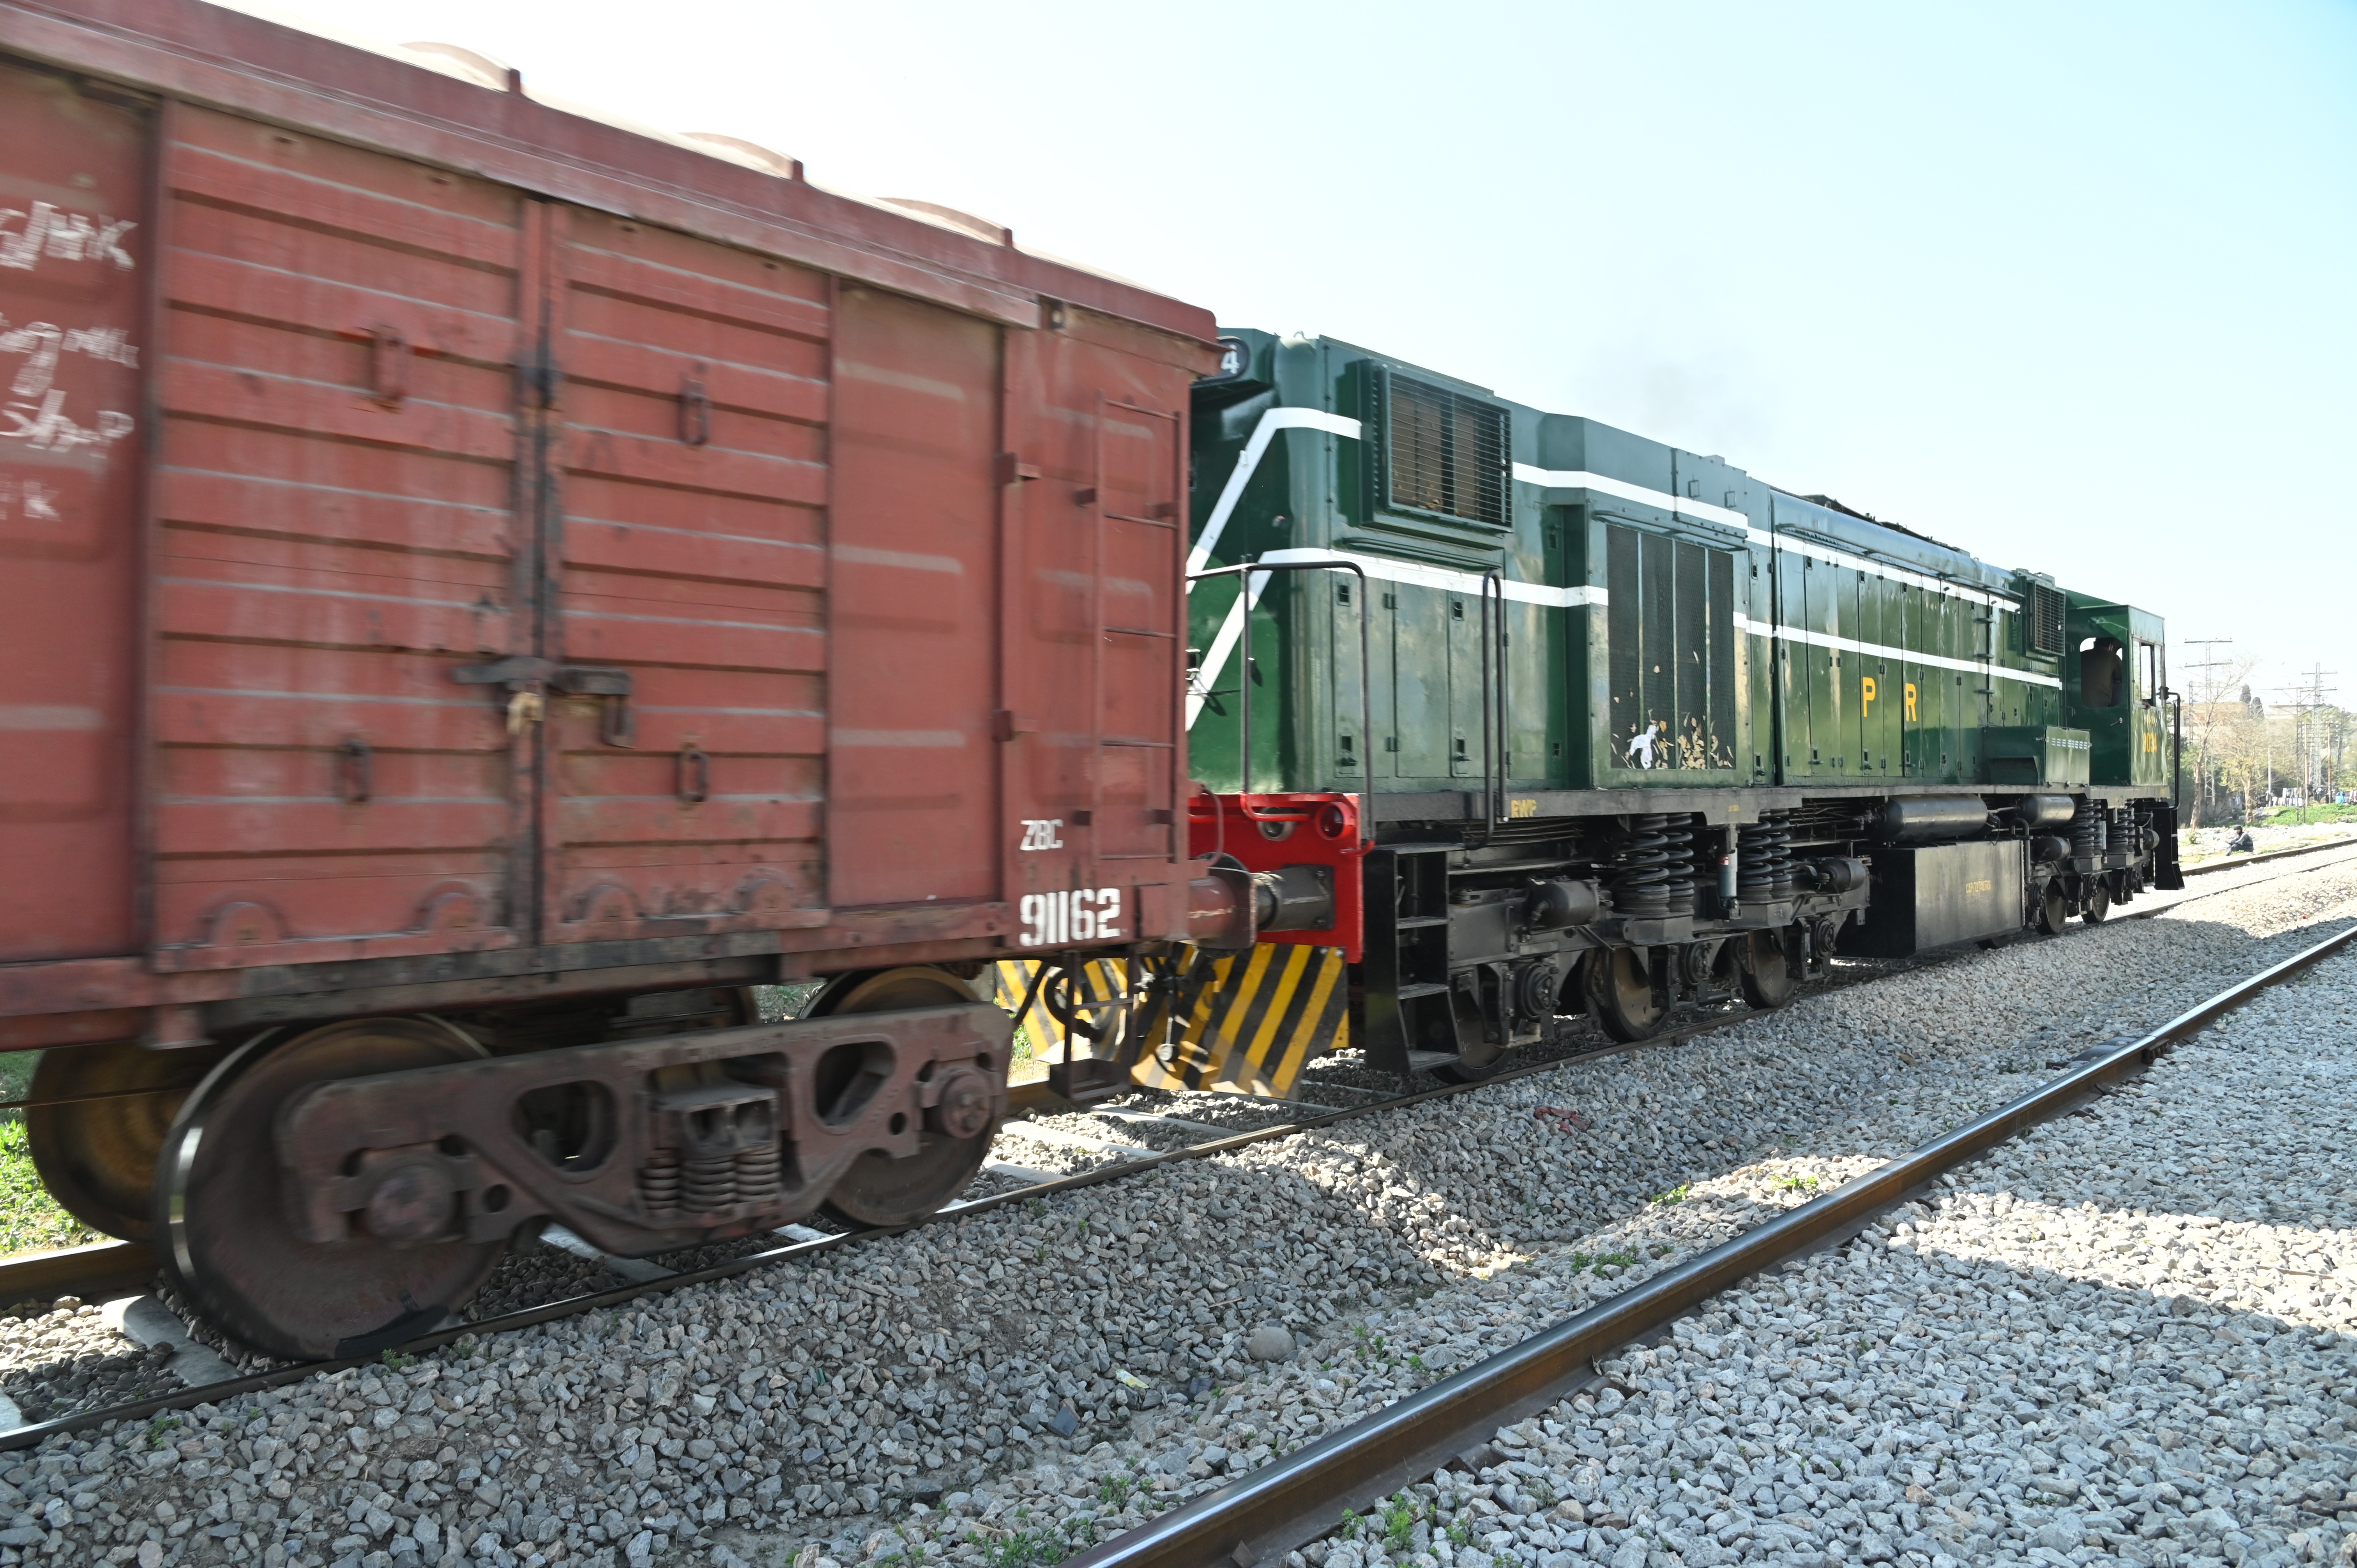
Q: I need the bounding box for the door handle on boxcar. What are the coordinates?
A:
[676,744,710,804]
[451,658,636,747]
[679,371,711,447]
[367,323,409,407]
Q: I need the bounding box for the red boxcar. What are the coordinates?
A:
[0,0,1230,1354]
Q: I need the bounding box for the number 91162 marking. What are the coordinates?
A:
[1019,888,1120,948]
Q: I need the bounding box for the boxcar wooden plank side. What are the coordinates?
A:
[0,58,148,963]
[825,284,1004,910]
[542,206,832,939]
[148,104,533,967]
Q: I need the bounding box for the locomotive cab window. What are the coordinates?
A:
[2138,640,2161,705]
[2079,636,2123,707]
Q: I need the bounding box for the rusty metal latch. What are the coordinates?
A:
[367,323,409,407]
[337,736,372,802]
[679,368,710,447]
[451,658,635,747]
[675,743,710,804]
[552,666,635,747]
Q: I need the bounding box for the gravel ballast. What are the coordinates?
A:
[0,855,2348,1568]
[1322,946,2357,1568]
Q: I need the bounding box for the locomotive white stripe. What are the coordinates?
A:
[1511,461,2017,611]
[1258,547,1609,609]
[1185,407,1363,588]
[1186,549,1609,730]
[1735,614,2063,689]
[1189,576,2056,733]
[1187,422,2049,732]
[1512,463,1752,532]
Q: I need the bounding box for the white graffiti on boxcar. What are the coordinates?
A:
[0,316,141,397]
[0,203,138,270]
[1,388,134,452]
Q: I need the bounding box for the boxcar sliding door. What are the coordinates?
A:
[825,285,1002,909]
[144,104,537,968]
[541,206,832,940]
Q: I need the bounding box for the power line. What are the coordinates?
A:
[2272,664,2339,817]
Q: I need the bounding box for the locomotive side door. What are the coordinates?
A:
[1391,582,1451,782]
[1898,581,1927,779]
[1769,528,1809,781]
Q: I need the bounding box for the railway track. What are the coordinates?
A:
[0,840,2348,1459]
[1063,918,2357,1568]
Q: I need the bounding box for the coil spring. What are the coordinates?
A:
[1735,823,1769,899]
[1738,812,1797,899]
[2071,806,2107,858]
[1662,822,1697,917]
[733,1143,784,1206]
[1608,813,1675,916]
[680,1152,737,1213]
[639,1151,681,1215]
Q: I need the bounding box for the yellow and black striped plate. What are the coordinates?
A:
[991,944,1348,1098]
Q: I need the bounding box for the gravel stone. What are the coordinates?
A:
[1247,1324,1297,1363]
[0,1297,178,1423]
[0,852,2348,1568]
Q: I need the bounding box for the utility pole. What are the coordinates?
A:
[2274,665,2337,825]
[2182,638,2234,826]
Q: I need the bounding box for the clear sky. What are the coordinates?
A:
[247,0,2357,704]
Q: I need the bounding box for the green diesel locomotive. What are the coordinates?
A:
[1186,329,2178,1075]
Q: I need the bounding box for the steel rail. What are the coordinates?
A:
[0,851,2344,1448]
[0,1001,1765,1451]
[2182,837,2357,876]
[1058,918,2357,1568]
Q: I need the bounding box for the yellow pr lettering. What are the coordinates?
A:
[1862,675,1876,713]
[1904,682,1918,722]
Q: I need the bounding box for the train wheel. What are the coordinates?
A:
[155,1017,510,1360]
[1589,946,1666,1043]
[25,1038,226,1242]
[2082,880,2111,923]
[1735,927,1798,1011]
[811,968,998,1229]
[2036,881,2070,936]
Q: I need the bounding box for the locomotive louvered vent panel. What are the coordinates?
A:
[1605,523,1738,770]
[1607,528,1643,755]
[1641,532,1675,737]
[1383,373,1508,526]
[1706,548,1737,749]
[2026,583,2065,655]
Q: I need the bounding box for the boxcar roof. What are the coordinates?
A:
[0,0,1219,352]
